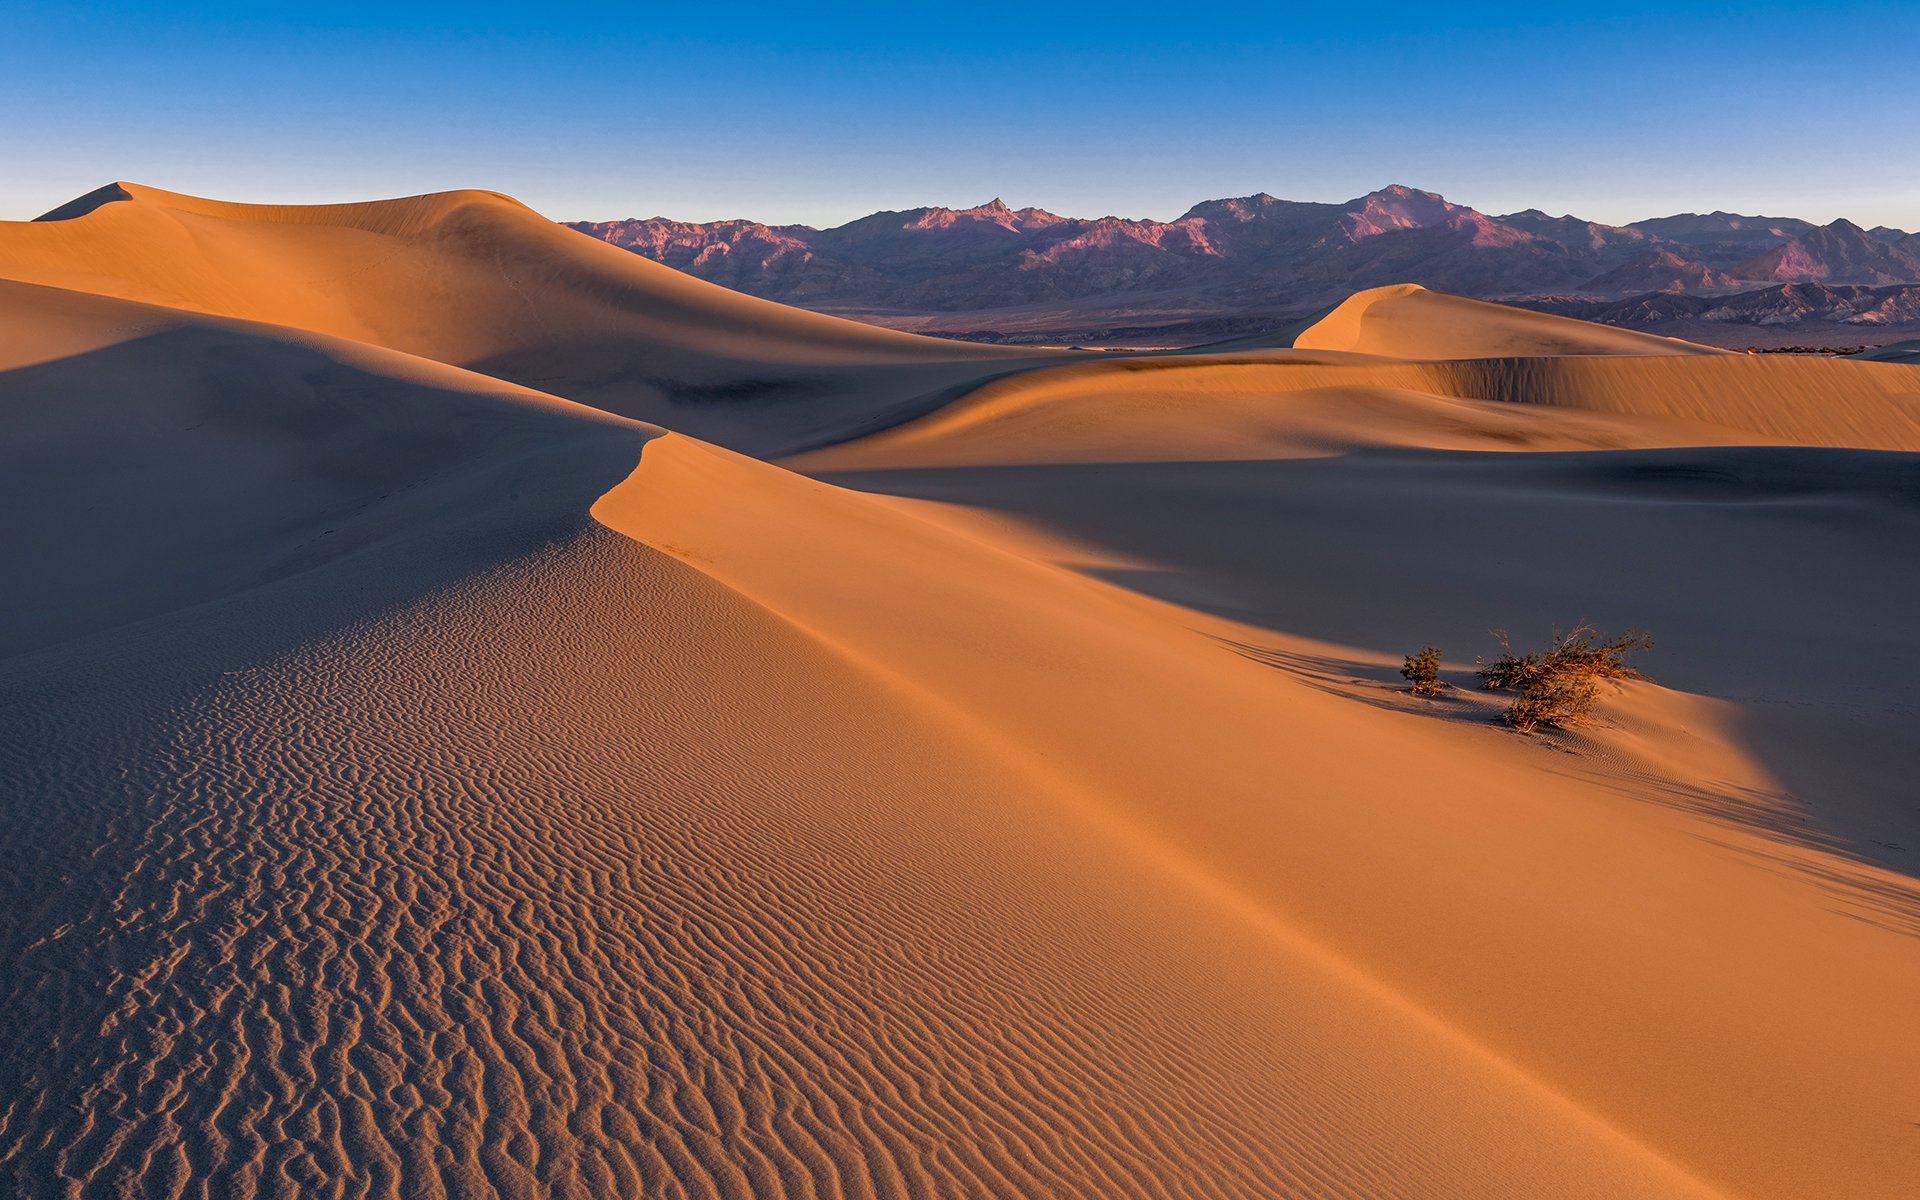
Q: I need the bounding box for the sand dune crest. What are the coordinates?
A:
[1293,282,1726,358]
[0,182,1053,454]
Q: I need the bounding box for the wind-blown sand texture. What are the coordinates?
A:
[3,185,1917,1200]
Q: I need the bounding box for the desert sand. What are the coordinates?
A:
[1289,283,1729,358]
[2,185,1917,1199]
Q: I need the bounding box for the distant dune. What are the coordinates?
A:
[2,182,1049,454]
[1288,283,1725,358]
[792,348,1918,472]
[1851,337,1920,363]
[3,183,1919,1200]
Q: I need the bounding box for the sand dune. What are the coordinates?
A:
[792,347,1920,468]
[0,183,1052,453]
[1291,283,1726,358]
[3,185,1918,1199]
[0,278,646,656]
[780,426,1920,1200]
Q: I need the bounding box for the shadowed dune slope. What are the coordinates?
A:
[0,278,646,656]
[1292,283,1725,358]
[0,183,1056,453]
[1853,337,1920,363]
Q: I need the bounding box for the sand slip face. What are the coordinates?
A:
[0,279,643,656]
[4,181,1919,1198]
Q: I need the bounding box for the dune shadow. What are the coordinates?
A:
[0,328,644,659]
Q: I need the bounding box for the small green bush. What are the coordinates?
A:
[1401,645,1447,695]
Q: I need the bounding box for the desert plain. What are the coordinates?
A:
[1,184,1917,1199]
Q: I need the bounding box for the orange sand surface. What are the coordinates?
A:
[3,186,1917,1199]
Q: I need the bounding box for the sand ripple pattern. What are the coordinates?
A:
[0,519,1709,1199]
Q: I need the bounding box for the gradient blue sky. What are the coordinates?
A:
[5,2,1917,228]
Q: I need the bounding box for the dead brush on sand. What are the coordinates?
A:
[1477,626,1654,732]
[1400,645,1448,696]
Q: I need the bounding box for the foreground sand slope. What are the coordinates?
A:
[0,284,1724,1198]
[650,433,1920,1200]
[0,183,1055,453]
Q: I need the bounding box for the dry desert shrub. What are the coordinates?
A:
[1400,645,1447,696]
[1477,625,1653,732]
[1502,672,1603,733]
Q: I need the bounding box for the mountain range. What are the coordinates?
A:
[568,186,1920,347]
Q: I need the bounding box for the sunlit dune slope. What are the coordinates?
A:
[0,183,1053,452]
[621,434,1920,1200]
[1291,283,1725,357]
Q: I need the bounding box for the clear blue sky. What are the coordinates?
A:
[5,2,1917,229]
